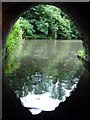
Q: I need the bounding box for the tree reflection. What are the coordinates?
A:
[7,40,83,100]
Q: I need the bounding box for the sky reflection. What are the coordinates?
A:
[20,82,77,115]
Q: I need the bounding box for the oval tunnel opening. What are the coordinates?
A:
[2,2,89,119]
[4,4,85,115]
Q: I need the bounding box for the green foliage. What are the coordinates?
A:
[22,4,82,40]
[19,17,36,39]
[5,20,24,75]
[6,20,22,53]
[77,50,85,58]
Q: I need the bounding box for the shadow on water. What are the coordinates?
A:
[7,40,84,114]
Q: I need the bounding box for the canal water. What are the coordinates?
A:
[9,40,84,115]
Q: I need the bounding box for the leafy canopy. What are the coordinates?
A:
[21,4,81,40]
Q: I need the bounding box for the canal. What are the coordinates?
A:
[8,40,84,114]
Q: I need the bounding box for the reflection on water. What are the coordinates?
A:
[20,80,78,115]
[8,40,84,115]
[21,92,60,115]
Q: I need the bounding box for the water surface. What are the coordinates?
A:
[8,40,84,114]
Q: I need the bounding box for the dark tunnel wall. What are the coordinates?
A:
[2,2,90,120]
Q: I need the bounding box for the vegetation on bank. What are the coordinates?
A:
[5,4,82,75]
[5,20,24,74]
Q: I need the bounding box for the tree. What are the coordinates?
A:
[22,4,82,40]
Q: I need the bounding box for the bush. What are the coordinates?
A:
[5,19,24,75]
